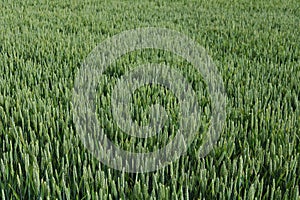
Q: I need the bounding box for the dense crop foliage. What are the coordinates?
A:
[0,0,299,199]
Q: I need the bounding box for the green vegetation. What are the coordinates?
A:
[0,0,299,199]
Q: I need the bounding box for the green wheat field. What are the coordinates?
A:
[0,0,299,199]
